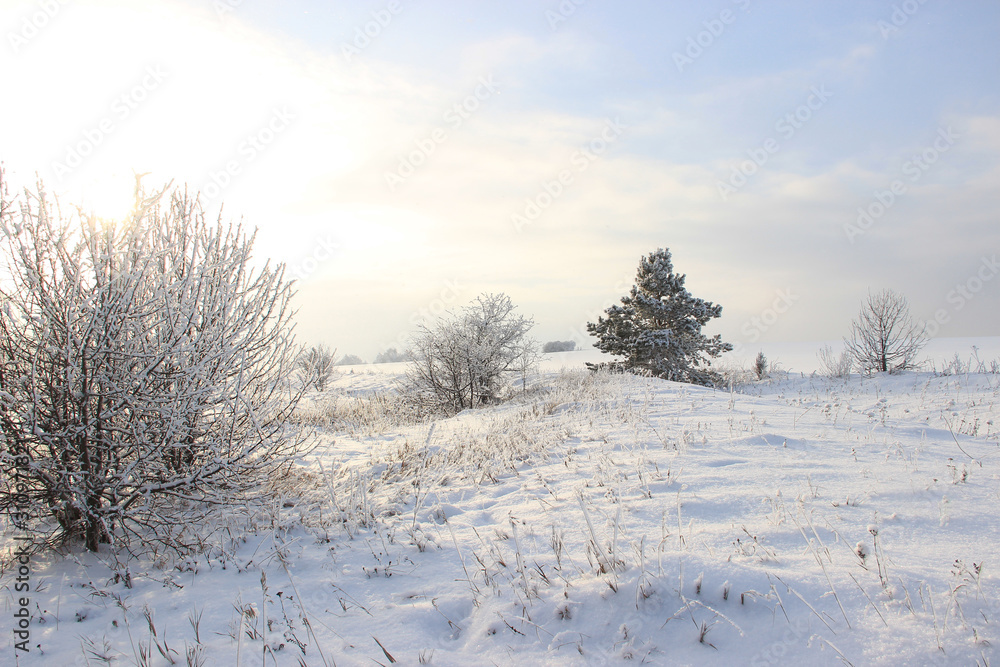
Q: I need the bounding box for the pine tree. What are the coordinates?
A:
[586,248,732,385]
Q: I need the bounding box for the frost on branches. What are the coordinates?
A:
[586,248,732,386]
[844,289,926,374]
[0,171,307,554]
[296,343,336,391]
[405,293,538,413]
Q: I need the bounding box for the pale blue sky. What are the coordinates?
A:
[2,0,998,360]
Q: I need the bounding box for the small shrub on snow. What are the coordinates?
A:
[403,293,539,413]
[296,344,336,391]
[711,360,756,387]
[753,351,769,380]
[818,344,853,378]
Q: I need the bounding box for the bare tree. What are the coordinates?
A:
[0,171,307,554]
[844,289,926,374]
[297,344,336,391]
[404,293,537,412]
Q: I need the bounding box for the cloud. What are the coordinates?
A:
[1,0,996,357]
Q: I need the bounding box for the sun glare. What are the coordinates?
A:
[77,174,137,223]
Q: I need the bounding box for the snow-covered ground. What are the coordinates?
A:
[4,338,1000,665]
[720,336,1000,377]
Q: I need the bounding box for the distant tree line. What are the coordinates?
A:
[374,347,410,363]
[542,340,576,353]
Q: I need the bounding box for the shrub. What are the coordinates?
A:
[818,344,852,378]
[753,351,769,380]
[404,293,538,412]
[297,344,336,391]
[0,172,307,554]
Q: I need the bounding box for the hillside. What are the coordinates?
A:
[3,343,999,665]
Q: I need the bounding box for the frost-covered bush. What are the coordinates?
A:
[297,344,336,391]
[818,344,853,378]
[0,173,307,554]
[404,293,538,412]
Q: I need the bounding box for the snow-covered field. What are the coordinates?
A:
[4,339,1000,665]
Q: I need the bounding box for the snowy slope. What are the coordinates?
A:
[3,341,1000,665]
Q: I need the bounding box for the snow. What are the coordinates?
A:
[723,336,1000,376]
[4,337,1000,665]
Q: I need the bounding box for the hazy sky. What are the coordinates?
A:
[2,0,998,360]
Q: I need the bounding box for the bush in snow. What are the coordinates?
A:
[296,344,336,391]
[0,172,307,554]
[542,340,576,353]
[586,248,732,386]
[404,293,538,412]
[844,289,926,374]
[817,344,853,378]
